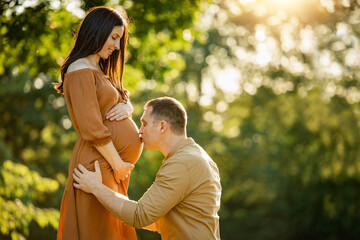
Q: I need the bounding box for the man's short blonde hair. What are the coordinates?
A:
[145,97,187,135]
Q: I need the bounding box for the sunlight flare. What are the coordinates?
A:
[266,0,303,8]
[261,0,308,13]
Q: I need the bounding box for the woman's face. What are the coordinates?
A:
[97,25,124,59]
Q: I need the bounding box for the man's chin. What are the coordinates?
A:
[142,142,153,150]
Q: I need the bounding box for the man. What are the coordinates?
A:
[73,97,222,239]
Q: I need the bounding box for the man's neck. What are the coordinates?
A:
[161,134,187,157]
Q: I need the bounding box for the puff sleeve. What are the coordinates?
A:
[63,70,112,146]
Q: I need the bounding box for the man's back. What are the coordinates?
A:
[155,138,221,239]
[121,138,221,240]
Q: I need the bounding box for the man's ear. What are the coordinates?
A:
[159,121,168,133]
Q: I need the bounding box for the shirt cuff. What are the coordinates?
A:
[90,136,112,146]
[121,199,138,226]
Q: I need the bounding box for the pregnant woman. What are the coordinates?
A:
[53,6,142,240]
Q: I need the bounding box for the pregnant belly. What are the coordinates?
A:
[104,118,143,165]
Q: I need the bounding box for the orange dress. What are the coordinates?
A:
[57,68,142,240]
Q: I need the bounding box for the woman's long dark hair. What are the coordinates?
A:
[54,6,129,101]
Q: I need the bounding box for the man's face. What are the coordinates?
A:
[139,107,161,150]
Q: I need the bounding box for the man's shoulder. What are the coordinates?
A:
[164,140,221,191]
[168,142,212,168]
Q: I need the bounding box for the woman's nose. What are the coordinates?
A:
[115,39,120,50]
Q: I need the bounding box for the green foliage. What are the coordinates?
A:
[0,160,59,239]
[209,88,360,239]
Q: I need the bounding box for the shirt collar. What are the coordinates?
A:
[164,137,195,161]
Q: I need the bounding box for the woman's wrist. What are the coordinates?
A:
[111,157,125,169]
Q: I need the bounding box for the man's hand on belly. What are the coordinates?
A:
[73,161,102,194]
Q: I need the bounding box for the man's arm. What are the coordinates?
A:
[143,222,159,232]
[73,161,128,220]
[120,161,190,227]
[74,160,189,229]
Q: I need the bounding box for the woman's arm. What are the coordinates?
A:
[64,70,133,182]
[95,141,134,183]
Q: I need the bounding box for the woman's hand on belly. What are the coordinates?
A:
[112,161,134,183]
[106,101,133,121]
[94,140,135,183]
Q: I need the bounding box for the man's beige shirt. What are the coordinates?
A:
[121,138,222,240]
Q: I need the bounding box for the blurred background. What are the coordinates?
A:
[1,0,360,239]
